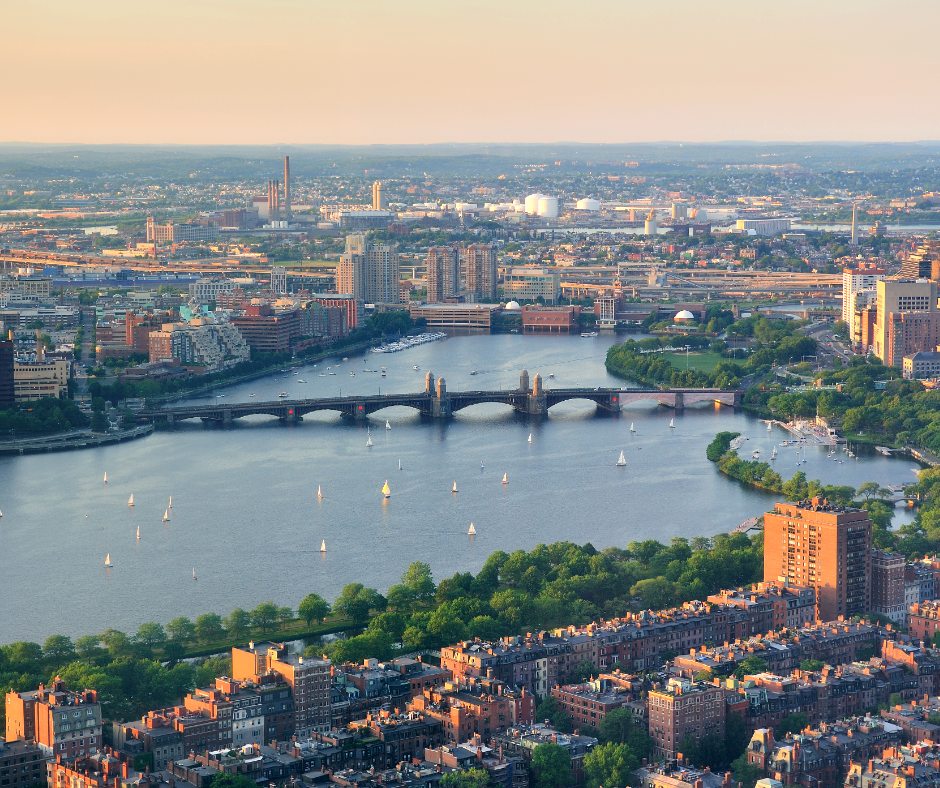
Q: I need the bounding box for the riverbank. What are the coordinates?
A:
[0,424,153,455]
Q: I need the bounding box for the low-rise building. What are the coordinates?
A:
[0,738,45,788]
[350,711,444,768]
[550,675,639,734]
[634,760,736,788]
[845,744,940,788]
[647,678,727,760]
[492,724,596,786]
[5,679,102,760]
[13,359,69,401]
[903,351,940,380]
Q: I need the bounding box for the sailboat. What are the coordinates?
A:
[168,496,172,509]
[767,422,772,432]
[366,428,373,448]
[616,450,626,467]
[398,459,402,471]
[317,486,323,500]
[104,553,112,567]
[103,472,107,484]
[771,447,777,461]
[527,433,532,443]
[320,540,327,553]
[452,481,458,493]
[502,473,507,485]
[630,423,635,433]
[127,494,134,507]
[192,567,197,581]
[468,523,476,535]
[386,420,391,431]
[163,509,169,522]
[669,418,675,429]
[382,480,391,499]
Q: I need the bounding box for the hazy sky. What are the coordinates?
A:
[3,0,939,145]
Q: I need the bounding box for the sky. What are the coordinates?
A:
[2,0,939,145]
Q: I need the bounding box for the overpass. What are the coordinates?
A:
[138,370,742,425]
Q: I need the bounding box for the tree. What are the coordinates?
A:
[583,743,639,788]
[210,773,260,788]
[165,617,196,644]
[43,635,75,663]
[440,769,490,788]
[569,659,596,684]
[75,635,104,661]
[535,696,573,734]
[598,708,652,758]
[277,607,295,628]
[731,752,762,788]
[195,613,225,643]
[369,612,407,642]
[333,584,384,625]
[251,602,279,633]
[225,609,251,639]
[298,594,330,627]
[136,622,168,649]
[531,742,571,788]
[734,656,768,679]
[401,561,436,604]
[630,577,675,609]
[800,659,824,672]
[777,712,809,737]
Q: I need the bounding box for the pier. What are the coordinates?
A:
[137,370,742,425]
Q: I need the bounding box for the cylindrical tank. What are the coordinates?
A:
[524,193,545,214]
[537,196,558,218]
[576,198,601,211]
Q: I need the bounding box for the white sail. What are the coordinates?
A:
[468,523,476,535]
[386,420,391,431]
[767,422,772,431]
[317,485,322,499]
[104,553,111,567]
[103,472,107,483]
[366,427,373,448]
[136,525,140,540]
[163,509,169,521]
[502,473,507,484]
[192,567,196,580]
[669,418,675,428]
[452,481,458,493]
[320,540,327,553]
[527,433,532,443]
[630,423,635,432]
[616,450,626,466]
[128,494,134,506]
[398,459,402,470]
[168,496,172,508]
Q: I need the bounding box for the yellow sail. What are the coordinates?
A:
[382,481,390,496]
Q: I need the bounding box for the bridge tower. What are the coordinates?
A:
[432,376,451,419]
[528,373,547,416]
[519,368,529,392]
[425,371,435,393]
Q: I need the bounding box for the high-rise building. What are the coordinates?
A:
[900,243,940,280]
[0,336,14,408]
[842,265,885,342]
[647,678,726,760]
[466,244,497,301]
[763,499,872,622]
[426,246,460,303]
[372,181,384,211]
[283,156,291,224]
[335,234,399,304]
[873,278,940,368]
[271,266,288,295]
[850,204,858,246]
[871,549,907,624]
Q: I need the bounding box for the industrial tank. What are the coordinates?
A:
[537,196,558,218]
[576,198,601,211]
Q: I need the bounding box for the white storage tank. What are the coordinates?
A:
[576,198,601,211]
[525,193,546,215]
[537,196,558,218]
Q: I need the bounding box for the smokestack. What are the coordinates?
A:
[284,156,291,224]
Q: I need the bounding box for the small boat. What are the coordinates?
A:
[317,485,323,500]
[136,525,140,540]
[320,540,327,553]
[366,428,373,448]
[470,371,478,376]
[249,393,257,397]
[502,473,507,485]
[381,372,386,377]
[350,372,355,377]
[480,460,484,469]
[168,496,172,508]
[452,481,458,493]
[468,523,476,535]
[329,372,336,376]
[298,379,306,383]
[527,433,532,443]
[343,357,349,361]
[382,480,391,499]
[386,420,391,431]
[616,450,626,467]
[128,494,134,507]
[192,567,197,581]
[548,374,554,379]
[767,422,772,432]
[105,553,112,567]
[669,418,675,429]
[398,459,402,471]
[279,392,288,397]
[103,472,107,484]
[163,509,169,522]
[630,423,635,433]
[771,447,777,460]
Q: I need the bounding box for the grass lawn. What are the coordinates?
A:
[661,350,725,373]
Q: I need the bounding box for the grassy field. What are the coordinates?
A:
[661,350,725,373]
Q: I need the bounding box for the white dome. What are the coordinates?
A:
[674,310,695,321]
[505,300,521,311]
[576,198,601,211]
[524,193,546,214]
[537,196,558,218]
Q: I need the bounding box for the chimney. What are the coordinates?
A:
[122,762,128,779]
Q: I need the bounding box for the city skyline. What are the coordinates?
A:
[3,0,940,145]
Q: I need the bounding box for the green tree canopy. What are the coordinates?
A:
[250,602,279,633]
[440,769,490,788]
[165,617,196,643]
[531,742,571,788]
[225,609,251,639]
[298,594,330,627]
[195,613,225,643]
[583,743,639,788]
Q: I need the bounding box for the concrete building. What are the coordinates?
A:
[842,266,886,343]
[13,358,69,401]
[337,235,400,305]
[763,499,872,622]
[647,677,727,760]
[503,268,560,304]
[189,278,236,304]
[736,219,791,236]
[873,279,940,368]
[372,181,385,211]
[270,267,288,296]
[903,351,940,380]
[871,549,907,624]
[0,337,14,407]
[166,320,250,372]
[0,276,53,299]
[231,641,331,734]
[147,217,219,243]
[5,680,102,759]
[466,244,497,301]
[426,247,460,304]
[408,303,501,330]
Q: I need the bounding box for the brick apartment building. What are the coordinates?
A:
[0,738,45,788]
[763,499,872,621]
[5,679,102,759]
[647,678,727,760]
[871,549,907,624]
[350,710,444,768]
[550,674,642,734]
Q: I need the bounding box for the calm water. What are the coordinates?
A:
[0,334,918,644]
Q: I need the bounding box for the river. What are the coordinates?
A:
[0,333,918,643]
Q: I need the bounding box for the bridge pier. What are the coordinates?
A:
[432,396,452,419]
[166,413,174,425]
[353,402,367,421]
[674,392,684,411]
[223,409,233,425]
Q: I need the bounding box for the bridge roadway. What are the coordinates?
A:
[139,373,741,425]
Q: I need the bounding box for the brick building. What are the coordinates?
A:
[550,674,641,734]
[351,711,444,768]
[0,738,45,788]
[871,550,907,625]
[5,680,102,759]
[647,678,727,760]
